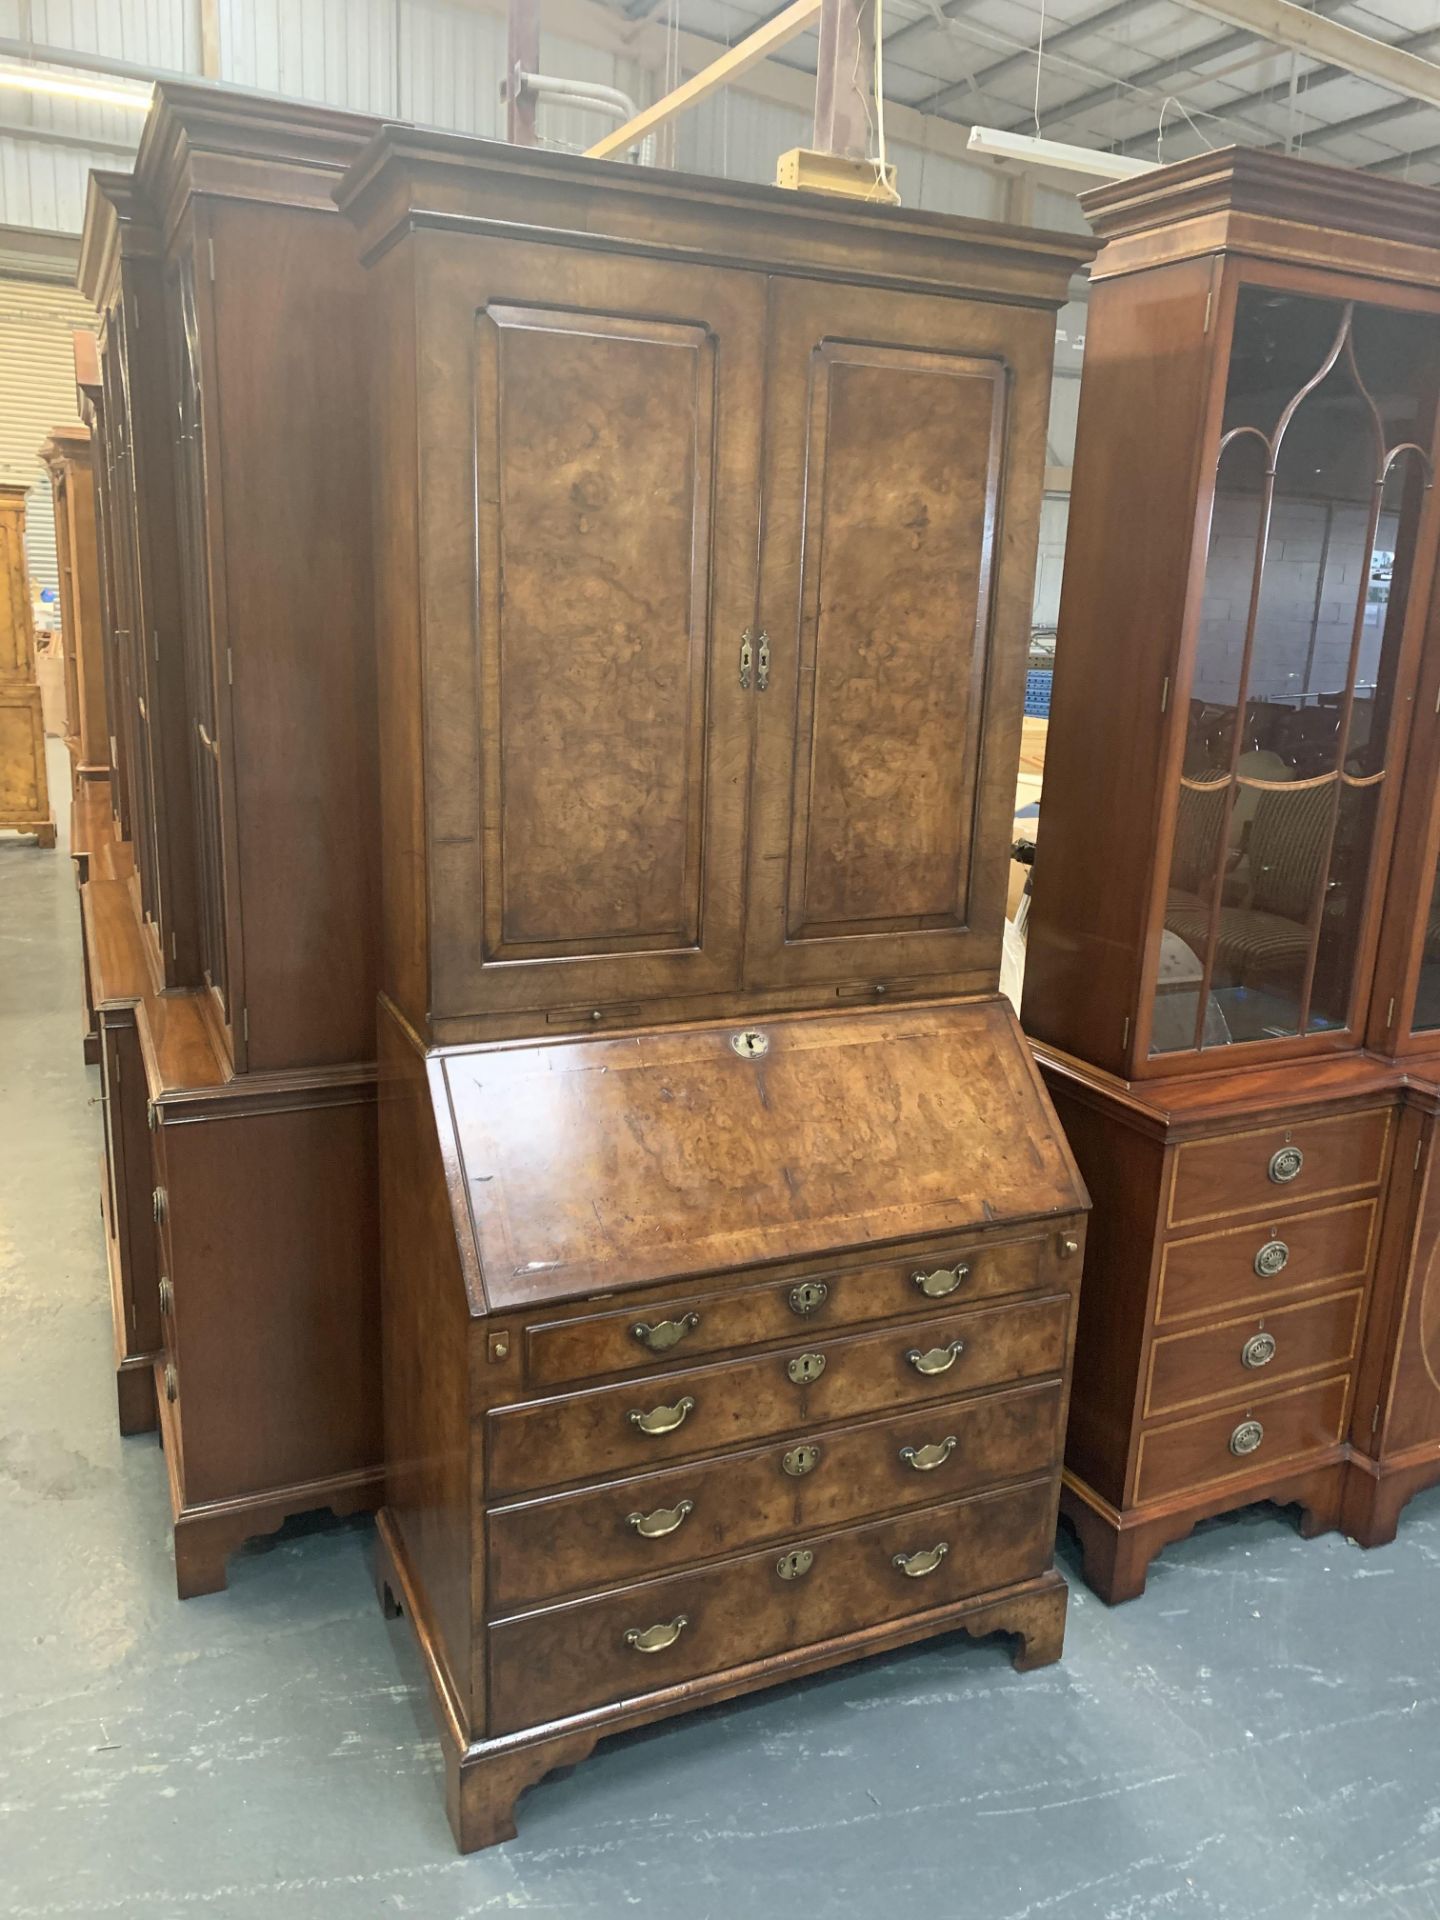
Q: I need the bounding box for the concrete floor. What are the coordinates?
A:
[3,739,1440,1920]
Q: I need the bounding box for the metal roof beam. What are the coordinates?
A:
[908,0,1155,119]
[1163,0,1440,111]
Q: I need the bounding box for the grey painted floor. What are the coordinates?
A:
[3,740,1439,1920]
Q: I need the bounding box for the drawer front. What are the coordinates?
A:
[1144,1288,1363,1420]
[523,1235,1063,1389]
[487,1378,1065,1611]
[1167,1106,1391,1230]
[487,1294,1070,1497]
[1133,1373,1349,1506]
[487,1475,1054,1733]
[1156,1200,1375,1325]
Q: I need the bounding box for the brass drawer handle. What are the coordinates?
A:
[163,1362,178,1404]
[1241,1332,1276,1370]
[1253,1239,1289,1278]
[788,1281,829,1316]
[158,1276,174,1316]
[776,1548,813,1580]
[625,1615,688,1654]
[913,1263,969,1298]
[152,1185,167,1224]
[900,1434,958,1471]
[782,1442,820,1477]
[1268,1145,1303,1184]
[893,1541,949,1578]
[787,1352,826,1385]
[631,1313,699,1353]
[907,1340,965,1376]
[1058,1235,1080,1259]
[627,1499,693,1538]
[628,1395,695,1435]
[1229,1419,1264,1457]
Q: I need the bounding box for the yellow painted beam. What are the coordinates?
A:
[585,0,824,160]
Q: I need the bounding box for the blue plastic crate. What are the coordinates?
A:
[1024,668,1053,718]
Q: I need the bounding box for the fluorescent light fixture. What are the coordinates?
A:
[967,126,1156,183]
[0,62,153,112]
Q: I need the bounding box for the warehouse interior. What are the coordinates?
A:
[3,2,1440,1914]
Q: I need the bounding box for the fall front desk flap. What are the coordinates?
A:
[439,998,1087,1313]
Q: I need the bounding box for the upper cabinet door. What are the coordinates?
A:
[421,240,764,1021]
[744,276,1047,997]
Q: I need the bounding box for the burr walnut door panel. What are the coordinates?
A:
[423,241,765,1019]
[744,277,1048,995]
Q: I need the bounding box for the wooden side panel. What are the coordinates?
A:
[414,236,762,1021]
[160,1086,381,1505]
[207,199,378,1070]
[747,278,1052,994]
[1022,257,1219,1074]
[369,240,429,1034]
[378,1000,477,1731]
[1043,1073,1165,1507]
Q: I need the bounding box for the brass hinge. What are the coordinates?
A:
[1387,996,1396,1030]
[241,1008,249,1043]
[226,646,234,687]
[1415,1135,1423,1171]
[1160,674,1170,714]
[207,237,216,282]
[1372,1404,1380,1433]
[1203,287,1213,334]
[1121,1014,1131,1050]
[152,628,159,662]
[170,932,178,961]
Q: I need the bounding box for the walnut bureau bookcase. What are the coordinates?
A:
[339,128,1094,1851]
[0,482,54,848]
[1023,148,1440,1602]
[75,88,384,1592]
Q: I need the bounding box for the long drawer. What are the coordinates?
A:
[1155,1199,1375,1325]
[1133,1373,1349,1506]
[1143,1288,1363,1420]
[487,1377,1065,1610]
[487,1474,1055,1733]
[1166,1106,1391,1230]
[522,1233,1062,1389]
[486,1294,1071,1497]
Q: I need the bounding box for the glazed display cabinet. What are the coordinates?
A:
[1023,147,1440,1600]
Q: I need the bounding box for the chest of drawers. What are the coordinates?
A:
[375,996,1088,1851]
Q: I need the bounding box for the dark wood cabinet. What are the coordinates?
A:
[76,88,385,1595]
[1022,147,1440,1599]
[343,129,1093,1850]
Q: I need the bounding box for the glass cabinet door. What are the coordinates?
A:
[1147,285,1437,1060]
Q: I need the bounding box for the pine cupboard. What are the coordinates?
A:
[0,482,54,848]
[340,129,1094,1851]
[1022,148,1440,1600]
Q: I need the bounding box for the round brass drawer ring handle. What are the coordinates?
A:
[1254,1239,1289,1278]
[1229,1419,1264,1457]
[1242,1332,1277,1370]
[1268,1145,1304,1184]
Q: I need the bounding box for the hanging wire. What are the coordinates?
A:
[1032,0,1046,136]
[1155,93,1218,163]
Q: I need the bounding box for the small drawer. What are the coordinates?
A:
[487,1474,1054,1733]
[1167,1106,1390,1230]
[1144,1287,1363,1420]
[487,1377,1065,1611]
[1133,1373,1349,1506]
[1155,1199,1375,1325]
[522,1233,1064,1388]
[487,1293,1071,1498]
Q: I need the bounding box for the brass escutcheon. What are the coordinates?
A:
[787,1352,826,1385]
[627,1499,694,1538]
[776,1548,813,1580]
[632,1312,700,1353]
[730,1029,769,1058]
[1229,1419,1264,1457]
[913,1263,968,1298]
[900,1434,958,1472]
[628,1395,696,1436]
[907,1340,965,1376]
[782,1443,821,1477]
[789,1281,829,1316]
[893,1541,949,1578]
[625,1615,688,1654]
[1242,1331,1276,1370]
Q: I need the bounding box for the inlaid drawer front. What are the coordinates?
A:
[1155,1200,1375,1326]
[1167,1106,1391,1231]
[522,1236,1058,1388]
[1133,1373,1349,1506]
[1144,1288,1363,1420]
[487,1475,1054,1732]
[487,1294,1070,1497]
[487,1378,1065,1610]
